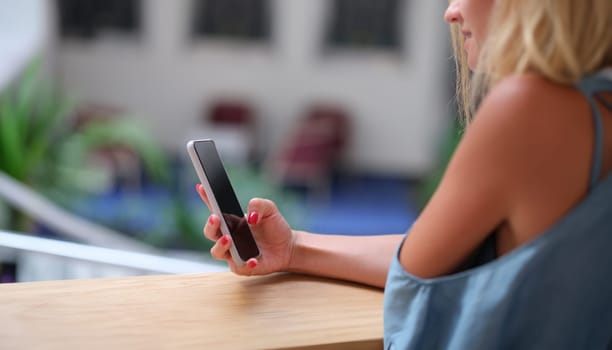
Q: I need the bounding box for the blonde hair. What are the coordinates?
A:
[451,0,612,125]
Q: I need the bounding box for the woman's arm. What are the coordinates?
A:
[198,188,404,288]
[398,79,520,278]
[288,231,404,288]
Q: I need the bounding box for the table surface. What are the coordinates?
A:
[0,272,384,350]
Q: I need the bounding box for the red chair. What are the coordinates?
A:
[268,105,351,198]
[206,101,254,126]
[202,100,258,165]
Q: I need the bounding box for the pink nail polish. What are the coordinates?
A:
[247,260,257,268]
[220,235,229,245]
[247,211,259,225]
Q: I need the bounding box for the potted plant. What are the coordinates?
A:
[0,59,169,235]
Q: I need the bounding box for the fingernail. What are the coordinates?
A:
[207,216,215,225]
[247,211,259,225]
[220,235,229,245]
[195,184,201,191]
[247,259,257,268]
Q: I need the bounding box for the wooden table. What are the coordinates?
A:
[0,272,384,349]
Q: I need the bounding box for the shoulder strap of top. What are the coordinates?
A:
[576,69,612,190]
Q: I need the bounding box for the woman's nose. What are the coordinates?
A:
[444,1,462,24]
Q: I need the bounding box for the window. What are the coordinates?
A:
[326,0,403,52]
[191,0,271,42]
[57,0,141,40]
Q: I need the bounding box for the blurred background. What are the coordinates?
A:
[0,0,459,282]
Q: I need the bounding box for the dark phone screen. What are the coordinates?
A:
[193,140,260,261]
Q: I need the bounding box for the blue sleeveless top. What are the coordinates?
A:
[384,69,612,350]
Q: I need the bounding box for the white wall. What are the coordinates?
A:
[0,0,52,90]
[53,0,453,177]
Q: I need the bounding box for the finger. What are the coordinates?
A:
[246,198,279,225]
[203,214,222,241]
[210,234,232,260]
[233,258,259,276]
[195,184,211,208]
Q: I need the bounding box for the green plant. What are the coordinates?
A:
[0,59,169,232]
[418,118,463,208]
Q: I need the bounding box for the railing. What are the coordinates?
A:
[0,230,226,281]
[0,170,225,281]
[0,171,155,252]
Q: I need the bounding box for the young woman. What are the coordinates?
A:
[197,0,612,348]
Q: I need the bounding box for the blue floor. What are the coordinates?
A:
[64,173,419,249]
[303,177,417,236]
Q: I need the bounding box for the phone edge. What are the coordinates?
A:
[186,139,256,266]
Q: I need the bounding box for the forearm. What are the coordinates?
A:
[286,231,404,289]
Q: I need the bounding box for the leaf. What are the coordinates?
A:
[0,58,60,184]
[22,92,74,182]
[15,59,41,142]
[0,93,24,180]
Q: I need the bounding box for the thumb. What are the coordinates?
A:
[247,198,279,223]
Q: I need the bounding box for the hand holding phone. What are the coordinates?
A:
[187,139,260,265]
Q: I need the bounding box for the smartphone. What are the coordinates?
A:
[186,139,260,265]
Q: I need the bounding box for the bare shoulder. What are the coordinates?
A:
[467,74,588,159]
[459,72,591,202]
[466,73,593,241]
[474,73,580,130]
